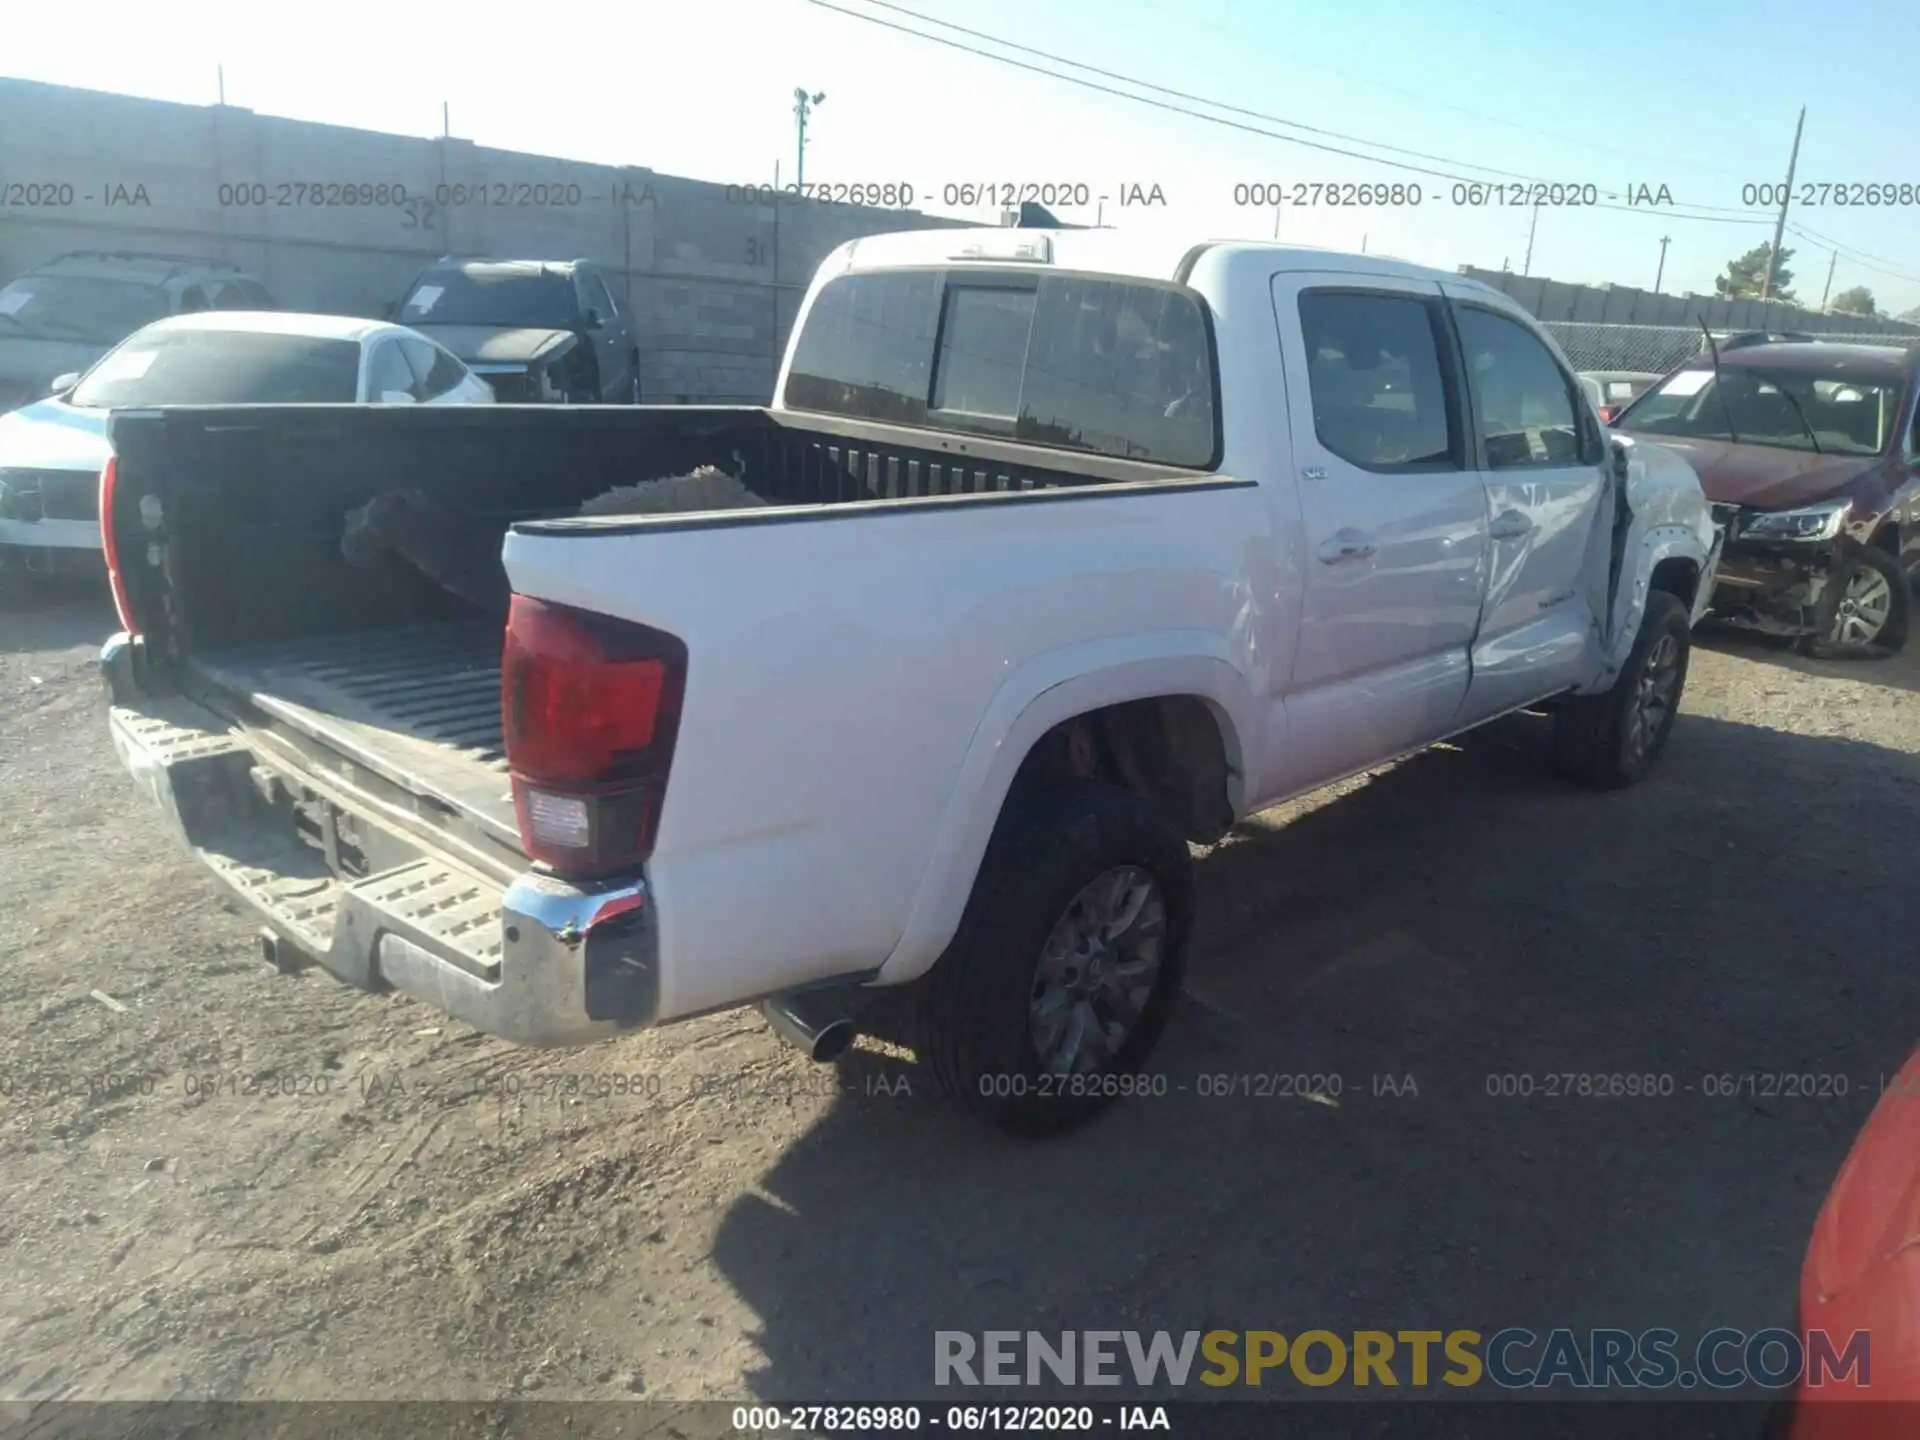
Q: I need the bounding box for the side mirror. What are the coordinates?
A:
[378,390,417,406]
[382,301,399,321]
[49,372,80,395]
[582,308,604,330]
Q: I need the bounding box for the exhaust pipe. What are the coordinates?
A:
[760,990,858,1063]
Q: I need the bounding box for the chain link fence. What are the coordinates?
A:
[1540,322,1913,376]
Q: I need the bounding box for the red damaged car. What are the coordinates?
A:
[1789,1046,1920,1438]
[1613,341,1919,657]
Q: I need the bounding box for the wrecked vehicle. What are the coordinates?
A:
[392,257,640,404]
[100,231,1717,1134]
[0,250,279,414]
[1613,340,1917,656]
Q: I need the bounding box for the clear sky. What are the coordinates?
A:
[8,0,1919,315]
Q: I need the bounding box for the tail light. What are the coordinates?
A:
[502,594,687,880]
[98,455,139,635]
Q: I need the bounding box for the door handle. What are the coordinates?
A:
[1488,509,1535,541]
[1317,530,1377,564]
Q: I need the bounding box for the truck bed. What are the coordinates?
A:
[105,402,1209,878]
[189,619,519,846]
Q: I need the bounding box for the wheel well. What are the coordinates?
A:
[1649,556,1700,609]
[1010,696,1236,845]
[1870,521,1899,556]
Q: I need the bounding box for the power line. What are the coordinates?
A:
[1079,0,1760,183]
[851,0,1543,186]
[1785,219,1920,286]
[803,0,1774,227]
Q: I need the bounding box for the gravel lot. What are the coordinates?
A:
[4,581,1919,1410]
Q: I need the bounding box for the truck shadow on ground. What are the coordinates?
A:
[710,713,1920,1402]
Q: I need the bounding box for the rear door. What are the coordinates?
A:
[1269,272,1489,791]
[1442,289,1612,721]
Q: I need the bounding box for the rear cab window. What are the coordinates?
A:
[1295,289,1461,471]
[782,266,1219,467]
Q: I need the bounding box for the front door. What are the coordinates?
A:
[576,269,634,400]
[1442,291,1613,722]
[1269,273,1490,792]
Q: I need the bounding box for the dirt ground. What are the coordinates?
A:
[4,581,1920,1412]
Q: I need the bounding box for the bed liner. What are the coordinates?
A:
[188,618,518,846]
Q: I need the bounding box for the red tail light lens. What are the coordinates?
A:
[502,595,687,878]
[98,456,139,635]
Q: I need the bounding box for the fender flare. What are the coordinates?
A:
[1579,525,1714,694]
[873,634,1259,986]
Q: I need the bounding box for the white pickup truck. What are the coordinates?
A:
[101,229,1719,1132]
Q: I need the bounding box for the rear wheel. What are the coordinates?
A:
[908,779,1193,1135]
[1549,590,1690,790]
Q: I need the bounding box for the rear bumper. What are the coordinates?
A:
[103,643,658,1047]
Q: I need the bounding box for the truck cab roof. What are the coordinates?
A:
[832,229,1501,297]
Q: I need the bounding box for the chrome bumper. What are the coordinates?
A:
[104,671,657,1047]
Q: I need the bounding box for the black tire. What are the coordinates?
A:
[1549,590,1691,790]
[906,779,1194,1135]
[1804,545,1908,658]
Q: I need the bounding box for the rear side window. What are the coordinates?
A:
[783,269,1218,467]
[400,336,469,399]
[1297,290,1459,472]
[368,341,418,400]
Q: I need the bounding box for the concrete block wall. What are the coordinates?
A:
[1458,264,1920,337]
[0,77,977,401]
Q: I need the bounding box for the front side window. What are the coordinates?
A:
[1297,289,1458,471]
[1620,364,1901,458]
[783,268,1217,466]
[1455,307,1589,469]
[68,330,362,407]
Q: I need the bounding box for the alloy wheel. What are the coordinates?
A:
[1028,866,1167,1075]
[1624,632,1682,765]
[1829,565,1894,648]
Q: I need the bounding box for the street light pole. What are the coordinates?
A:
[1820,249,1838,311]
[1654,235,1671,294]
[1522,199,1541,277]
[793,88,826,193]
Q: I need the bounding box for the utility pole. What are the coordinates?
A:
[793,88,825,193]
[1654,235,1671,293]
[441,101,450,138]
[1761,105,1805,301]
[1820,248,1838,311]
[1522,199,1541,277]
[217,65,226,106]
